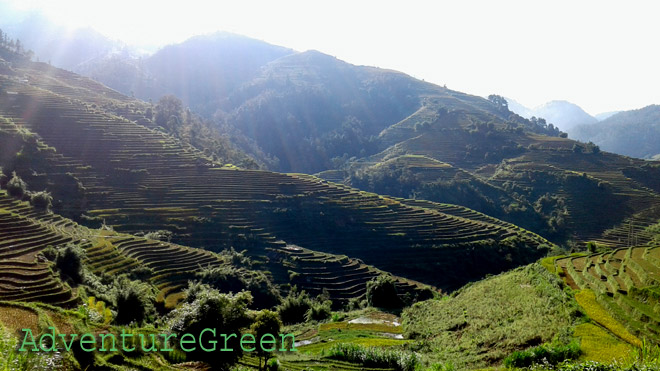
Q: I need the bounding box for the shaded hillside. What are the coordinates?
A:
[68,33,560,173]
[0,58,551,295]
[322,95,660,244]
[79,32,295,116]
[16,32,660,248]
[571,105,660,159]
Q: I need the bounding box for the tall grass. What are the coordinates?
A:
[327,343,419,371]
[503,341,581,368]
[0,325,61,370]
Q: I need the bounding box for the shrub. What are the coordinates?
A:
[55,245,84,284]
[30,191,52,210]
[168,288,252,369]
[40,246,58,261]
[366,275,402,308]
[195,266,280,308]
[6,172,27,198]
[305,299,332,322]
[266,358,280,371]
[114,278,156,325]
[278,287,312,324]
[503,341,581,368]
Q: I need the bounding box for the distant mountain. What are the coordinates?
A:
[507,99,597,132]
[594,110,621,121]
[78,32,295,116]
[571,105,660,158]
[534,100,597,131]
[2,13,127,70]
[504,97,533,118]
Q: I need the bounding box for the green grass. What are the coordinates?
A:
[401,263,580,369]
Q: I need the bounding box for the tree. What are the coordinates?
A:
[55,246,84,284]
[155,95,184,132]
[488,95,509,112]
[30,191,53,210]
[277,287,312,324]
[168,288,252,369]
[252,310,282,371]
[115,279,155,325]
[6,172,27,198]
[366,275,402,308]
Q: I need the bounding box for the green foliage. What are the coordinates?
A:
[305,299,332,322]
[252,310,283,369]
[366,275,402,309]
[0,324,61,370]
[327,343,420,371]
[266,357,280,370]
[55,245,85,284]
[503,341,581,368]
[277,287,312,325]
[167,287,252,369]
[40,246,58,261]
[195,265,280,309]
[114,278,156,325]
[30,190,53,210]
[6,172,27,198]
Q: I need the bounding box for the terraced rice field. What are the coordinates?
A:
[0,61,552,298]
[0,190,256,308]
[556,246,660,343]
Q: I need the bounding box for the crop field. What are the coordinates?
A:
[556,246,660,345]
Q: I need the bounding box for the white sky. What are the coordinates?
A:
[3,0,660,115]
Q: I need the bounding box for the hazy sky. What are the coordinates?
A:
[3,0,660,115]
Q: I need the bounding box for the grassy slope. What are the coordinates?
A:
[402,264,580,369]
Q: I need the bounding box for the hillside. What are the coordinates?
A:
[69,34,660,246]
[77,32,295,117]
[2,32,660,371]
[330,95,660,245]
[0,56,554,298]
[571,105,660,159]
[11,32,660,248]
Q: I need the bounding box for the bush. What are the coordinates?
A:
[30,191,52,210]
[503,341,581,368]
[278,287,312,325]
[168,288,252,369]
[266,358,280,371]
[55,246,84,284]
[305,299,332,322]
[114,279,155,325]
[40,246,58,261]
[366,275,402,308]
[6,172,27,198]
[195,266,280,309]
